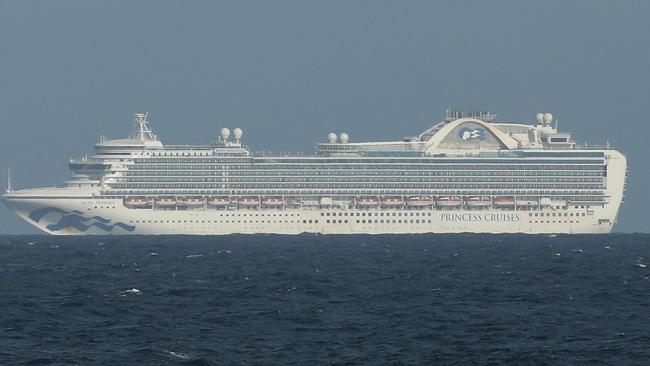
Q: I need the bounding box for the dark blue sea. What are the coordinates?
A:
[1,234,649,365]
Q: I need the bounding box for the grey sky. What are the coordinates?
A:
[0,1,648,233]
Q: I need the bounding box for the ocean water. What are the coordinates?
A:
[1,234,649,365]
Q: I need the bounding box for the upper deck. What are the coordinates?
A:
[315,112,579,157]
[1,111,626,217]
[86,111,605,161]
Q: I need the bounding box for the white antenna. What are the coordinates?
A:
[132,112,156,141]
[6,168,12,193]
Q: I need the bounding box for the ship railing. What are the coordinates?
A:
[545,144,614,150]
[252,151,311,157]
[164,144,251,151]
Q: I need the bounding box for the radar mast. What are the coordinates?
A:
[131,112,157,141]
[6,168,12,193]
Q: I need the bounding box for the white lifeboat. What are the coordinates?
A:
[466,196,491,207]
[381,196,403,206]
[494,196,516,207]
[356,196,379,207]
[406,196,433,206]
[261,196,284,206]
[437,196,463,207]
[155,196,177,207]
[178,196,204,207]
[207,196,230,206]
[238,196,260,206]
[123,196,150,208]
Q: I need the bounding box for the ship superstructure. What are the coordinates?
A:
[1,111,627,235]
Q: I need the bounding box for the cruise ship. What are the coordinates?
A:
[1,111,627,235]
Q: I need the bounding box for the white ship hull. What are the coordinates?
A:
[1,195,619,235]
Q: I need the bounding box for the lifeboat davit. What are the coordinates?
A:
[261,196,284,206]
[466,196,491,207]
[178,196,204,207]
[238,196,260,206]
[123,196,151,208]
[406,196,433,206]
[356,196,379,207]
[515,199,538,207]
[436,196,463,207]
[207,196,230,206]
[287,197,304,206]
[381,196,403,206]
[155,196,177,207]
[494,196,516,207]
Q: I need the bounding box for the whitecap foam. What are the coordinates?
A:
[165,350,190,360]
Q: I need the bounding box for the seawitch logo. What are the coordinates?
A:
[28,207,136,233]
[458,127,486,141]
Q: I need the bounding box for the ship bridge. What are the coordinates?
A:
[94,113,164,155]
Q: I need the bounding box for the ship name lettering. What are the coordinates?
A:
[440,213,520,222]
[81,200,114,205]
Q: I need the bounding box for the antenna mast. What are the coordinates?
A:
[6,168,12,193]
[132,112,156,141]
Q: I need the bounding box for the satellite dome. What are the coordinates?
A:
[339,133,349,144]
[536,113,544,124]
[543,113,553,124]
[220,128,231,139]
[233,128,243,140]
[328,133,337,143]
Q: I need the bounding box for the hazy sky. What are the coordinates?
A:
[0,1,648,233]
